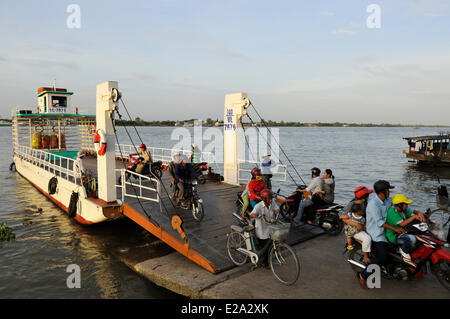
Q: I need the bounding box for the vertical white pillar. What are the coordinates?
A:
[223,93,250,185]
[96,81,118,202]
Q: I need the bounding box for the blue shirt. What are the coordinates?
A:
[365,196,392,242]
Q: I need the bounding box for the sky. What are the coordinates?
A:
[0,0,449,125]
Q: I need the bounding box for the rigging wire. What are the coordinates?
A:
[245,113,299,186]
[115,98,179,214]
[112,109,175,221]
[247,100,306,185]
[111,117,160,224]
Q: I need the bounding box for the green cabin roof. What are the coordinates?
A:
[38,90,74,97]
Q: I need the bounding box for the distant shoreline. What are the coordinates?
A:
[114,119,449,128]
[1,119,448,128]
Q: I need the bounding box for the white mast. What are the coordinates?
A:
[223,93,250,185]
[96,81,119,202]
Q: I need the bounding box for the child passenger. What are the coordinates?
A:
[341,203,372,264]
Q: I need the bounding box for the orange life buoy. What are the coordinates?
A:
[94,129,106,156]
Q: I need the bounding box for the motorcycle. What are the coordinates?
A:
[118,155,163,183]
[173,179,204,222]
[278,185,344,235]
[347,220,450,291]
[192,162,208,184]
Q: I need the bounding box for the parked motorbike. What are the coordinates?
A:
[173,179,204,222]
[192,162,208,184]
[347,220,450,291]
[278,185,344,235]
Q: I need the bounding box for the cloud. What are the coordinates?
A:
[331,28,356,36]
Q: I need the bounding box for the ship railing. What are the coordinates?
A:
[115,144,223,174]
[237,160,287,184]
[115,168,161,208]
[15,145,81,185]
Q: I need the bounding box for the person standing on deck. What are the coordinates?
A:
[75,151,86,180]
[260,153,277,190]
[174,155,197,207]
[190,144,201,164]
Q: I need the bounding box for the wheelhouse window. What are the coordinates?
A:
[51,96,67,108]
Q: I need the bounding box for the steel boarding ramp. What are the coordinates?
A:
[119,179,325,274]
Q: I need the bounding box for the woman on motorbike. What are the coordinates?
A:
[248,168,267,208]
[344,186,373,217]
[316,169,335,204]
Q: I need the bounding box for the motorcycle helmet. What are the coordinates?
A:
[373,180,395,194]
[354,186,373,199]
[260,189,273,200]
[311,167,321,176]
[140,143,146,149]
[392,194,413,205]
[251,167,262,178]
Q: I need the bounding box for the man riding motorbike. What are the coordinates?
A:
[358,180,401,289]
[174,155,198,207]
[292,167,323,224]
[168,153,181,200]
[130,143,153,174]
[386,194,426,265]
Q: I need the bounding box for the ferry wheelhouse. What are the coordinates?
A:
[11,83,122,224]
[403,134,450,165]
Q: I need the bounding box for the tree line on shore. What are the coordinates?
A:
[115,118,447,128]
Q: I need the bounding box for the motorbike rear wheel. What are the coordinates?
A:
[152,168,162,179]
[197,175,206,184]
[347,244,366,273]
[280,203,296,221]
[431,260,450,292]
[321,212,343,236]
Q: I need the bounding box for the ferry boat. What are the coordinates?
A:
[403,134,450,165]
[11,82,123,224]
[10,81,297,274]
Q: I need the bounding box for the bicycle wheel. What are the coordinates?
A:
[269,242,300,285]
[227,231,248,266]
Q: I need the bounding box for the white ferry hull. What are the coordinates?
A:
[14,155,116,225]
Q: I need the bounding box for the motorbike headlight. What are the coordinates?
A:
[192,180,198,185]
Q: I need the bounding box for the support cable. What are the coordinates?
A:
[112,111,174,221]
[248,101,306,185]
[114,99,178,215]
[244,111,304,186]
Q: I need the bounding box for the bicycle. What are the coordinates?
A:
[226,214,300,285]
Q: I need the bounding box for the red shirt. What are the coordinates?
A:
[248,179,267,201]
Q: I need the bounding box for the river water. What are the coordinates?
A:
[1,125,449,298]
